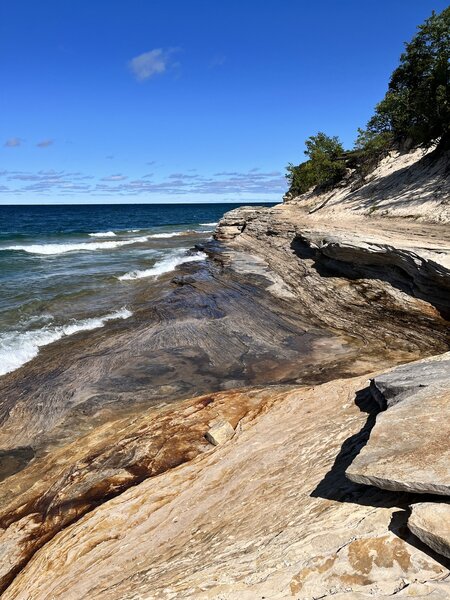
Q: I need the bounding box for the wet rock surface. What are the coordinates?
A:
[1,166,450,599]
[0,255,348,464]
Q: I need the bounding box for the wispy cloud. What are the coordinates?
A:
[0,167,286,197]
[100,174,128,181]
[36,139,54,148]
[209,54,226,68]
[128,48,178,81]
[4,137,22,148]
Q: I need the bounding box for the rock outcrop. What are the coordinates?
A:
[346,353,450,495]
[369,353,450,409]
[2,376,449,600]
[408,503,450,560]
[205,419,235,445]
[1,148,450,597]
[285,146,450,224]
[0,388,274,593]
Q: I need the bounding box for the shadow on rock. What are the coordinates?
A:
[389,508,450,569]
[311,386,408,508]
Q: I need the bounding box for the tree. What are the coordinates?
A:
[286,133,346,196]
[366,7,450,150]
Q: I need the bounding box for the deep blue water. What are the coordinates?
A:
[0,203,275,376]
[0,203,268,238]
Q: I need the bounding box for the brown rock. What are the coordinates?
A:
[205,419,235,445]
[0,388,274,594]
[2,376,447,599]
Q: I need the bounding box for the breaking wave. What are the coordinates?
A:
[148,232,184,239]
[88,231,117,237]
[118,251,207,281]
[0,308,132,377]
[2,236,149,255]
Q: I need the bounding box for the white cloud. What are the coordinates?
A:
[1,167,286,198]
[101,174,128,181]
[4,137,22,147]
[128,48,176,81]
[37,139,54,148]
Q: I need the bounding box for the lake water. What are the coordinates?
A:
[0,203,275,376]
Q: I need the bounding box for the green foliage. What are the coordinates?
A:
[353,128,394,176]
[286,132,346,195]
[285,8,449,198]
[367,7,450,150]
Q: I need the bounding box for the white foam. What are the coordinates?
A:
[88,231,117,237]
[149,229,214,238]
[3,237,149,255]
[148,232,183,239]
[118,251,207,281]
[200,222,218,226]
[0,308,132,377]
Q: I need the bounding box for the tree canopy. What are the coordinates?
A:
[286,133,345,195]
[367,6,450,150]
[286,7,450,198]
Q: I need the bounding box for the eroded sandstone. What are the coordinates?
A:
[346,379,450,495]
[0,387,276,593]
[3,376,449,599]
[409,503,450,560]
[1,149,450,598]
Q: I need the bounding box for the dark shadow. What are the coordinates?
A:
[311,385,450,566]
[311,386,419,509]
[290,236,450,320]
[389,508,450,569]
[310,386,398,507]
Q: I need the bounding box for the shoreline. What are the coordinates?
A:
[1,193,450,597]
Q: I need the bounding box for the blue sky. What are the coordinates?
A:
[1,0,448,204]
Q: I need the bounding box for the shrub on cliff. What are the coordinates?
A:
[353,129,395,177]
[362,7,450,151]
[286,132,346,195]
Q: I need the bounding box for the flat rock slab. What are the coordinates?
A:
[2,376,448,600]
[347,386,450,495]
[370,353,450,408]
[408,502,450,559]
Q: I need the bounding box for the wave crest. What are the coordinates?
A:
[0,308,132,377]
[88,231,117,237]
[118,251,207,281]
[148,232,183,239]
[3,236,149,255]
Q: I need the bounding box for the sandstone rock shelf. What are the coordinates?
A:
[1,148,450,598]
[2,376,449,600]
[408,503,450,561]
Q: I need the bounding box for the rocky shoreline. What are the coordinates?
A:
[1,150,450,598]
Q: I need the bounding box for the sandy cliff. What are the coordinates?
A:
[284,147,450,224]
[1,148,450,599]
